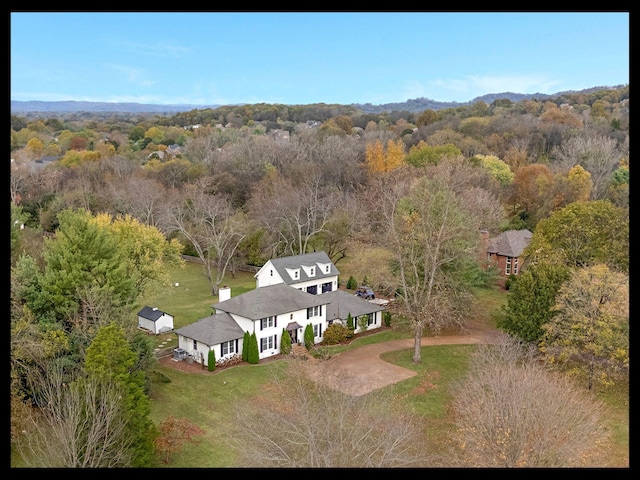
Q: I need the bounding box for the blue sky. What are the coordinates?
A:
[10,11,629,106]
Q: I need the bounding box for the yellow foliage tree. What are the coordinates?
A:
[566,164,593,203]
[26,137,44,159]
[365,139,405,173]
[91,213,184,297]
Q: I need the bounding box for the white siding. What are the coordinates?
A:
[138,313,174,334]
[155,314,174,334]
[254,260,285,288]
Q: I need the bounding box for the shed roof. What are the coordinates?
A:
[137,306,171,322]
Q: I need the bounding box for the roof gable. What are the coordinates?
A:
[214,283,327,319]
[487,229,533,257]
[322,290,385,321]
[261,251,340,285]
[174,312,244,347]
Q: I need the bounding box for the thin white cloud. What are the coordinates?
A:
[428,74,562,100]
[110,39,191,58]
[107,64,155,88]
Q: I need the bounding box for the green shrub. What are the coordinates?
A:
[248,332,259,364]
[357,315,368,333]
[149,370,172,384]
[208,350,216,371]
[280,328,292,354]
[346,313,354,330]
[309,346,330,360]
[346,276,357,290]
[304,324,314,350]
[383,311,392,327]
[242,331,249,361]
[322,323,350,345]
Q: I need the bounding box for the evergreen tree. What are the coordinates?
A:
[346,313,354,331]
[84,323,156,467]
[304,324,314,350]
[494,262,570,343]
[35,209,136,325]
[208,350,216,371]
[242,331,250,362]
[280,328,292,354]
[248,332,259,364]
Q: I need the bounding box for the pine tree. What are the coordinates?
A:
[208,350,216,371]
[248,332,259,364]
[346,313,354,330]
[242,331,250,362]
[84,323,156,467]
[280,328,292,354]
[304,324,314,350]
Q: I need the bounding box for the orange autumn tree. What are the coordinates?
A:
[365,139,406,173]
[154,416,206,464]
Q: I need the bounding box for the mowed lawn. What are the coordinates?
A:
[143,260,629,468]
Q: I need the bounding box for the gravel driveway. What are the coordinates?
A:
[307,330,499,396]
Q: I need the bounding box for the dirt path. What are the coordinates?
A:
[307,329,501,396]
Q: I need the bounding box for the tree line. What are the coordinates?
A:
[10,84,629,466]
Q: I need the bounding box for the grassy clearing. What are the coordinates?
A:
[142,261,627,468]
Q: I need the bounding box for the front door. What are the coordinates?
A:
[289,328,298,344]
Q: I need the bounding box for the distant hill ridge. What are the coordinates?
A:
[11,85,625,114]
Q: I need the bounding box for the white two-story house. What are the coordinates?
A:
[173,252,384,368]
[255,251,339,294]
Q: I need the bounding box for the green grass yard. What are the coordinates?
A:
[142,259,628,468]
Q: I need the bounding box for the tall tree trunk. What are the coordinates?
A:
[413,322,423,363]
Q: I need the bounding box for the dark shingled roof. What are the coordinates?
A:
[322,289,386,321]
[486,229,533,257]
[262,251,340,285]
[213,283,328,320]
[137,306,171,322]
[174,312,245,347]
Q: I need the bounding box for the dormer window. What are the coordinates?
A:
[325,265,330,273]
[270,269,273,276]
[285,267,300,280]
[310,267,315,276]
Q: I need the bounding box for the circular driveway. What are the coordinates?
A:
[308,331,499,396]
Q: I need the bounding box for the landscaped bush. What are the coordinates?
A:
[358,316,368,333]
[208,350,216,371]
[346,276,358,290]
[304,324,314,350]
[217,354,242,368]
[280,328,292,354]
[242,331,249,361]
[248,332,259,364]
[383,311,392,327]
[322,323,350,345]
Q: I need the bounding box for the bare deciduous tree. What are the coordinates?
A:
[378,167,480,363]
[107,175,168,230]
[447,334,607,467]
[229,359,430,468]
[552,134,623,200]
[15,365,134,468]
[248,170,337,257]
[162,180,245,295]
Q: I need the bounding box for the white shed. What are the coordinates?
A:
[137,306,174,335]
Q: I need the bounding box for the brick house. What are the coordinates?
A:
[481,229,533,277]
